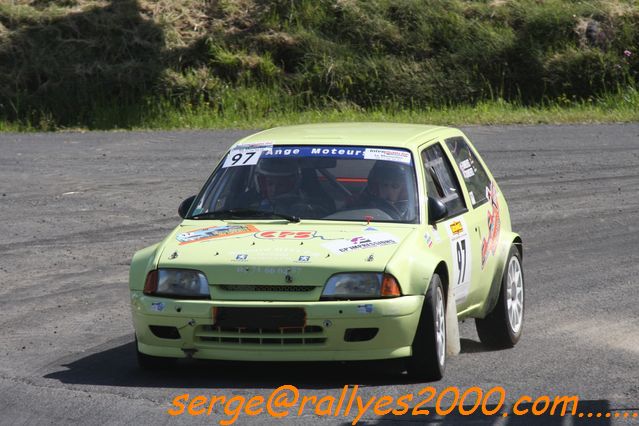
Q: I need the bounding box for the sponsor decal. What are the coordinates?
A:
[322,233,399,255]
[459,159,476,178]
[151,302,165,312]
[357,304,374,314]
[177,224,258,245]
[297,255,311,262]
[481,181,501,269]
[235,254,249,261]
[446,217,472,304]
[234,141,273,150]
[255,230,316,240]
[260,146,413,164]
[449,221,464,235]
[237,266,303,274]
[424,232,433,248]
[363,148,412,164]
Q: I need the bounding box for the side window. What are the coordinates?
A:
[445,137,492,207]
[421,143,467,217]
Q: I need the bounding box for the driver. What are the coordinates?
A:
[252,158,330,219]
[254,158,303,211]
[255,158,301,208]
[358,161,410,219]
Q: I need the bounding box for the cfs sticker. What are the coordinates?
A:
[445,217,472,304]
[322,233,399,255]
[297,255,311,262]
[223,142,273,168]
[177,224,258,245]
[255,230,316,240]
[481,182,501,269]
[235,254,249,261]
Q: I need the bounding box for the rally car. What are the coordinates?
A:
[129,123,524,380]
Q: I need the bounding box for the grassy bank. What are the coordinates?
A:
[1,0,638,130]
[1,88,636,131]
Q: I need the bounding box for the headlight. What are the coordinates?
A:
[321,273,401,300]
[143,269,210,299]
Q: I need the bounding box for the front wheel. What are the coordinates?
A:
[406,274,446,381]
[475,245,524,348]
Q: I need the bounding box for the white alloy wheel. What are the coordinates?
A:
[475,245,524,348]
[435,286,446,366]
[506,256,524,334]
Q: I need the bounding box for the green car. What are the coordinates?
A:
[130,123,524,380]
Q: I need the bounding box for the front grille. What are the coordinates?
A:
[214,307,306,329]
[194,325,326,346]
[219,285,315,292]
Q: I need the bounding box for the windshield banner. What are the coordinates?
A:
[257,146,412,164]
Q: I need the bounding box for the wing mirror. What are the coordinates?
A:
[427,196,448,225]
[178,195,196,219]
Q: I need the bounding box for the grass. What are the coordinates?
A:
[1,0,638,130]
[140,99,639,131]
[1,89,637,132]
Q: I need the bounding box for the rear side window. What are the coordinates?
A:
[421,143,466,217]
[445,137,491,207]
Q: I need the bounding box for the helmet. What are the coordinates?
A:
[254,158,301,199]
[367,161,408,201]
[368,161,406,186]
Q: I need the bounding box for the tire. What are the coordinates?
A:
[407,274,446,381]
[475,245,524,348]
[135,335,177,370]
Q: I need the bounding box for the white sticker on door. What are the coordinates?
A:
[459,159,475,179]
[445,217,472,304]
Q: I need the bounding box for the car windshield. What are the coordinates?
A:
[189,144,419,223]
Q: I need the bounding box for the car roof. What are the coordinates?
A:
[234,123,458,149]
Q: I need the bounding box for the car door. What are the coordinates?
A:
[420,142,480,313]
[443,136,501,308]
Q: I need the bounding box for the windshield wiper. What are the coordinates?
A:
[189,209,300,222]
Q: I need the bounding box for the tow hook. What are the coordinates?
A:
[182,348,198,358]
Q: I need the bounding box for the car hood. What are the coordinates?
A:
[156,221,418,301]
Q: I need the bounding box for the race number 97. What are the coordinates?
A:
[456,240,467,285]
[223,149,263,168]
[231,151,255,165]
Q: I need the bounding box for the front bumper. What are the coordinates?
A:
[131,292,424,361]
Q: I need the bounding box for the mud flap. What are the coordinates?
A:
[446,284,461,356]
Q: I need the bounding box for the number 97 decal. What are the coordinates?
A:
[446,218,472,303]
[456,239,468,285]
[223,144,272,168]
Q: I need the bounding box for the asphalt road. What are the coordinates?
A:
[0,125,638,425]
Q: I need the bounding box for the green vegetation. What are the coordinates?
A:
[0,0,637,130]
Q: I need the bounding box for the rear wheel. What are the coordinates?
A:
[135,335,177,370]
[407,274,446,381]
[475,245,524,348]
